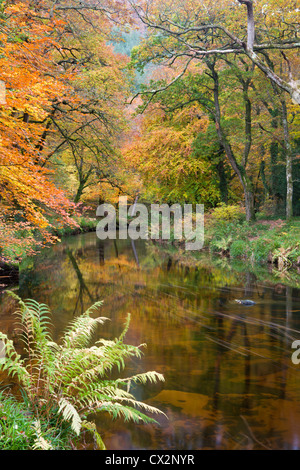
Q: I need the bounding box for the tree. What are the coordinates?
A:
[0,0,136,263]
[128,0,299,219]
[18,0,136,205]
[122,97,222,206]
[0,2,77,253]
[0,0,136,254]
[130,55,261,220]
[129,0,300,103]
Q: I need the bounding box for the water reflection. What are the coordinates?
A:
[0,232,300,450]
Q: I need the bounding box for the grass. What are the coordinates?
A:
[0,389,76,450]
[0,390,36,450]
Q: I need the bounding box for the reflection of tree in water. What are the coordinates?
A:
[67,239,142,316]
[197,314,253,447]
[66,248,95,316]
[131,240,140,268]
[189,268,295,449]
[98,239,105,266]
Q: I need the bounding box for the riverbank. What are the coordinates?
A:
[205,214,300,271]
[52,215,97,238]
[1,205,299,278]
[0,215,97,279]
[147,241,300,290]
[154,204,300,272]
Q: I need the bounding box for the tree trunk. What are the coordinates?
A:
[216,158,229,204]
[74,184,85,204]
[238,0,255,51]
[281,97,293,219]
[74,177,90,203]
[74,163,93,203]
[244,182,255,222]
[208,60,256,221]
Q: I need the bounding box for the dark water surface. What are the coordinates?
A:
[1,232,300,450]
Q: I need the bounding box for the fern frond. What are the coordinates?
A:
[1,295,166,449]
[118,313,131,342]
[75,383,134,408]
[117,371,165,387]
[112,396,167,418]
[82,301,104,317]
[62,315,108,349]
[58,398,82,436]
[9,296,53,363]
[61,341,144,392]
[32,420,53,451]
[95,340,144,372]
[6,290,26,310]
[77,389,167,423]
[98,401,161,425]
[0,332,30,386]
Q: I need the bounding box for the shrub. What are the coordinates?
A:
[0,292,165,450]
[209,235,233,254]
[230,240,248,259]
[250,238,273,263]
[209,203,245,225]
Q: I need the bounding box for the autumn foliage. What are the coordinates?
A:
[0,0,133,263]
[0,0,299,263]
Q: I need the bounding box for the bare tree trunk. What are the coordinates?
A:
[281,97,293,219]
[238,0,255,50]
[237,0,300,104]
[257,52,293,218]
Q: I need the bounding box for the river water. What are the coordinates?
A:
[1,231,300,450]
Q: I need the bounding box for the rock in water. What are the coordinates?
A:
[235,299,256,306]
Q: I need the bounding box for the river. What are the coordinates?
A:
[1,231,300,450]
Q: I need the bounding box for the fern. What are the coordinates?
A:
[32,421,53,451]
[0,292,166,450]
[58,398,82,436]
[62,314,108,349]
[0,332,30,386]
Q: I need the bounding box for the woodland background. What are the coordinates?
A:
[0,0,299,264]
